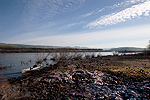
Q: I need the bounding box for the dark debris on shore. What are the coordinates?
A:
[0,55,150,100]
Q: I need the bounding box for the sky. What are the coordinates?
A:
[0,0,150,48]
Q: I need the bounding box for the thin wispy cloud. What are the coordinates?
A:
[111,0,147,8]
[24,0,85,19]
[80,8,105,18]
[81,10,96,18]
[23,0,86,29]
[60,22,84,30]
[85,0,150,29]
[80,0,147,19]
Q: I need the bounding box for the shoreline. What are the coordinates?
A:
[0,54,150,99]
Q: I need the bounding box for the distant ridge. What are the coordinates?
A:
[109,47,146,52]
[0,43,61,48]
[0,43,103,53]
[0,43,90,49]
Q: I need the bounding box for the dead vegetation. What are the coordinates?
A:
[50,52,150,81]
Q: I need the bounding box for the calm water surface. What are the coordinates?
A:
[0,52,135,80]
[0,53,56,80]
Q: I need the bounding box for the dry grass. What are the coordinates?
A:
[65,55,150,81]
[93,57,150,81]
[101,66,150,80]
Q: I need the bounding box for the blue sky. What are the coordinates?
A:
[0,0,150,48]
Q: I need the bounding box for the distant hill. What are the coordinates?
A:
[0,43,90,49]
[109,47,146,52]
[0,43,62,48]
[0,43,103,53]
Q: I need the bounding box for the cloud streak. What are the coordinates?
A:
[80,0,147,19]
[111,0,147,8]
[13,24,150,48]
[80,10,96,18]
[60,22,84,30]
[85,0,150,29]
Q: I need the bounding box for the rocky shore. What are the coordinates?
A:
[0,55,150,99]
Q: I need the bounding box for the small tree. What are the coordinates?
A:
[148,40,150,50]
[146,40,150,56]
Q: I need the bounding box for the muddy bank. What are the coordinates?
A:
[0,55,150,99]
[0,66,149,99]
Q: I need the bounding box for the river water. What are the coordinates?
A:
[0,52,136,81]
